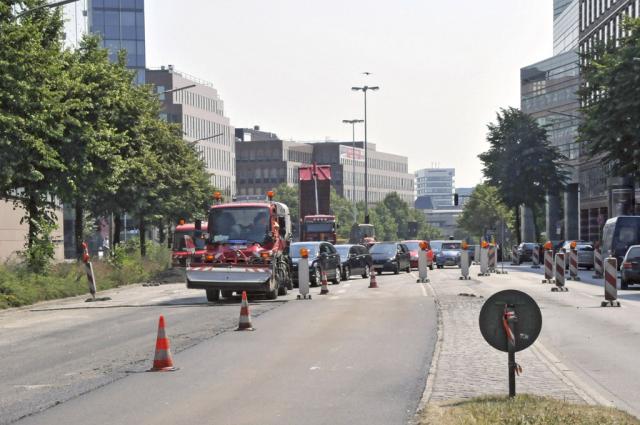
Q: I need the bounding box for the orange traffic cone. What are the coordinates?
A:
[149,315,177,371]
[237,291,254,331]
[319,270,329,295]
[369,271,379,288]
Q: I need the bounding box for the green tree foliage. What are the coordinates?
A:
[330,188,357,239]
[0,1,68,271]
[457,184,514,241]
[273,183,299,224]
[478,107,568,242]
[578,17,640,178]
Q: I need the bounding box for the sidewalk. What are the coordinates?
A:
[425,269,585,404]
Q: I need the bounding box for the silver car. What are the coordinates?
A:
[561,241,594,270]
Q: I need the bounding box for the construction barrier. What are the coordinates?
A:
[511,246,519,265]
[416,243,429,283]
[593,248,604,279]
[478,246,489,276]
[237,291,255,330]
[459,249,470,280]
[542,250,554,283]
[488,245,497,272]
[531,247,541,269]
[149,315,177,371]
[81,242,110,302]
[602,257,621,307]
[297,249,311,300]
[472,245,480,265]
[320,270,330,294]
[369,270,379,288]
[552,252,568,292]
[568,248,581,281]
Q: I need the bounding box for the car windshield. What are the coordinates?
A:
[370,244,397,256]
[403,242,421,251]
[291,244,319,258]
[304,222,334,233]
[430,241,443,251]
[208,207,270,244]
[578,244,593,251]
[442,242,461,250]
[172,231,206,250]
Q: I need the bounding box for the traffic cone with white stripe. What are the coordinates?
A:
[149,315,177,371]
[369,270,379,288]
[237,291,254,330]
[319,270,330,295]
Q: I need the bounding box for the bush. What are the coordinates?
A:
[0,242,171,309]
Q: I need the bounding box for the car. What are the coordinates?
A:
[334,244,372,280]
[401,240,434,270]
[369,242,412,274]
[515,242,538,264]
[621,245,640,289]
[560,240,594,269]
[434,240,462,268]
[290,241,342,286]
[602,216,640,268]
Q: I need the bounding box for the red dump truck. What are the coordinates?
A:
[298,164,336,243]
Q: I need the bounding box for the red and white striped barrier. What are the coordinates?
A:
[511,246,519,265]
[568,249,580,281]
[459,249,470,280]
[531,247,540,269]
[488,245,497,272]
[593,248,604,278]
[601,257,621,307]
[542,250,553,283]
[552,252,568,292]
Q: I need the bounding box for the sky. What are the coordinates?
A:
[144,0,554,188]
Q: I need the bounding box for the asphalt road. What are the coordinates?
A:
[436,262,640,418]
[2,270,437,425]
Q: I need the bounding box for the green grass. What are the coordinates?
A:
[418,394,639,425]
[0,241,171,309]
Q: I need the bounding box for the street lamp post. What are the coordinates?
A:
[342,119,364,221]
[351,86,379,224]
[157,84,196,97]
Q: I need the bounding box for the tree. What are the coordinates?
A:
[578,17,640,179]
[478,107,568,243]
[0,1,68,271]
[273,183,299,223]
[457,184,514,241]
[330,188,357,239]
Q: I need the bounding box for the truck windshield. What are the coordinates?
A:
[209,207,270,244]
[172,231,206,251]
[304,222,334,233]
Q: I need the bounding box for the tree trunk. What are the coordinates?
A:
[74,200,84,259]
[158,221,165,244]
[532,206,540,243]
[515,206,522,245]
[26,193,38,250]
[113,214,122,246]
[139,216,146,257]
[167,218,172,249]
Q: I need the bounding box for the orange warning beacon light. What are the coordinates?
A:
[544,241,553,250]
[481,240,489,249]
[462,241,469,250]
[299,247,309,258]
[419,241,428,250]
[570,240,577,250]
[267,190,274,201]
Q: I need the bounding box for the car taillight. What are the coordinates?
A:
[623,262,633,269]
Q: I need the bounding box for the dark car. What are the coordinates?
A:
[515,242,538,264]
[602,216,640,268]
[621,245,640,289]
[369,242,411,275]
[335,244,372,280]
[290,241,342,286]
[435,240,462,268]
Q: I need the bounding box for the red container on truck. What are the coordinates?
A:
[298,164,336,243]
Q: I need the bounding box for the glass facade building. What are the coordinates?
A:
[554,0,580,54]
[88,0,146,84]
[415,168,455,209]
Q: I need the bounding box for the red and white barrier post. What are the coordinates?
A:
[552,252,568,292]
[568,248,581,281]
[459,243,471,280]
[531,246,541,269]
[297,248,311,300]
[601,257,621,307]
[542,250,554,283]
[593,248,604,279]
[417,242,430,283]
[511,246,519,265]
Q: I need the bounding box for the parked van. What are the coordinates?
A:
[602,216,640,267]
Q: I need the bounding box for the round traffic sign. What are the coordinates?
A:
[479,290,542,353]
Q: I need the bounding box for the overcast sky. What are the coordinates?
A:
[145,1,554,188]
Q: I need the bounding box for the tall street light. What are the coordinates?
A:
[13,0,79,20]
[156,84,196,97]
[342,119,364,221]
[351,85,379,224]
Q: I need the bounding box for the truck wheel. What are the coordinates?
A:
[266,287,278,300]
[278,285,288,296]
[394,264,399,275]
[206,289,220,302]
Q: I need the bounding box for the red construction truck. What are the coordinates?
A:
[298,164,337,243]
[171,222,208,267]
[186,192,293,301]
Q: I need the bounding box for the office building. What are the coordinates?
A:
[235,129,414,205]
[415,168,455,209]
[577,0,640,241]
[64,0,146,84]
[147,67,236,197]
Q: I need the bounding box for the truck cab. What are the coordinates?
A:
[301,214,337,244]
